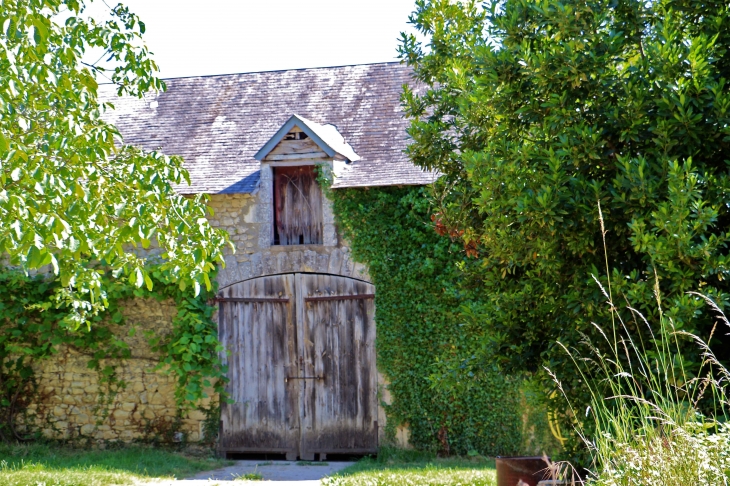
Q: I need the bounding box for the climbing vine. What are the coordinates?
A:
[329,185,524,456]
[0,265,225,442]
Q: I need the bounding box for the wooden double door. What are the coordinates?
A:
[218,273,377,459]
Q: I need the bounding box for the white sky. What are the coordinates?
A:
[91,0,422,79]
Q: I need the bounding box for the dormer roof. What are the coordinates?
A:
[255,114,361,163]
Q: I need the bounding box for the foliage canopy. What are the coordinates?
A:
[0,0,228,327]
[399,0,730,455]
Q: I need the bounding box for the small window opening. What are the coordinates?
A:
[273,165,323,245]
[283,131,309,141]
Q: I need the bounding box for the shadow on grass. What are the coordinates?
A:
[323,447,497,486]
[0,442,228,483]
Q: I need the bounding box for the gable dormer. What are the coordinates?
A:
[254,114,360,163]
[255,115,357,248]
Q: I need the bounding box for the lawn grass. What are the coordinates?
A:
[322,448,497,486]
[0,442,229,486]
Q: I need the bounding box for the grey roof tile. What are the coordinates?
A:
[100,62,436,194]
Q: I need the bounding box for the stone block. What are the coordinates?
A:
[289,251,302,272]
[186,410,207,422]
[250,253,264,277]
[113,410,129,420]
[328,248,343,274]
[257,222,271,249]
[341,253,354,277]
[277,252,290,273]
[317,254,329,273]
[353,262,370,281]
[303,250,317,272]
[149,392,165,405]
[80,424,95,435]
[323,223,338,247]
[263,252,276,275]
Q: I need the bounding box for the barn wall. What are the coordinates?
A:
[25,298,210,443]
[24,188,399,446]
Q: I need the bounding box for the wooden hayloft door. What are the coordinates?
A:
[218,273,377,460]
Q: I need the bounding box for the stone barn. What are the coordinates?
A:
[71,61,431,458]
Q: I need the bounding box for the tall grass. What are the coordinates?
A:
[548,280,730,485]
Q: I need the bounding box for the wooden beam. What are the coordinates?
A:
[304,294,375,302]
[215,297,290,303]
[265,152,329,161]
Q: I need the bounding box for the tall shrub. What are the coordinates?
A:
[399,0,730,457]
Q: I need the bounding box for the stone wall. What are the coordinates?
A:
[26,298,211,443]
[207,189,371,288]
[25,187,383,445]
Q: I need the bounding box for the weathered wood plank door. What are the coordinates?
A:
[296,273,378,460]
[218,273,377,459]
[218,275,300,458]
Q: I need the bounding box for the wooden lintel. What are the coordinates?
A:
[265,152,329,161]
[264,160,331,166]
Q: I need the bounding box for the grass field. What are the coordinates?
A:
[0,442,229,486]
[322,449,497,486]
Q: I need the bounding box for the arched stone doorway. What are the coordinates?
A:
[217,273,377,460]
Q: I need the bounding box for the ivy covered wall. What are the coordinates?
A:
[0,268,223,444]
[330,185,524,456]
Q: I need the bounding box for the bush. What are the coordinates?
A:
[398,0,730,460]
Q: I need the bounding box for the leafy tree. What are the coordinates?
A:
[400,0,730,457]
[0,0,228,326]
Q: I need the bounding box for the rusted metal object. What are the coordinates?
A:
[304,293,375,302]
[496,456,551,486]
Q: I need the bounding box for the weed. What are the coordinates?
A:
[234,471,263,481]
[549,279,730,485]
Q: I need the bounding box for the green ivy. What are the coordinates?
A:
[0,265,226,442]
[329,185,523,456]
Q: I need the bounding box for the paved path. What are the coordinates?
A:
[139,460,353,485]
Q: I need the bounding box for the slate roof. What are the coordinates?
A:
[100,62,437,194]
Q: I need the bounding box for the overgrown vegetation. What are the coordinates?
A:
[329,185,528,456]
[399,0,730,460]
[548,278,730,485]
[1,0,228,445]
[0,265,226,442]
[0,442,229,485]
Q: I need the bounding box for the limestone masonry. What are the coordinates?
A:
[27,192,369,443]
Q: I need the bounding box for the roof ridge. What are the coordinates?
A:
[147,61,405,83]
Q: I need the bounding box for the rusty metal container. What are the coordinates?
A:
[496,456,551,486]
